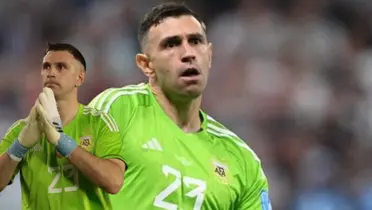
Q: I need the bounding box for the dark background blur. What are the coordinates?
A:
[1,0,372,209]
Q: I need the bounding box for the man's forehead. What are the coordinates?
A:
[43,51,74,62]
[148,15,205,43]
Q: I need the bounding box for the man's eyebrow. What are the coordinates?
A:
[187,33,204,39]
[159,33,205,45]
[42,61,50,66]
[159,35,181,45]
[42,61,68,67]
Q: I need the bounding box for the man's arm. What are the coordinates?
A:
[37,117,126,194]
[236,160,272,210]
[0,121,24,191]
[36,108,126,194]
[69,110,127,194]
[68,147,125,194]
[36,90,127,194]
[66,112,126,194]
[0,153,19,191]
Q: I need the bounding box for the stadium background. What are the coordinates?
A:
[0,0,372,209]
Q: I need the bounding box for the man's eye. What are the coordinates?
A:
[165,43,175,48]
[190,38,201,45]
[43,64,50,70]
[165,41,178,48]
[56,63,66,70]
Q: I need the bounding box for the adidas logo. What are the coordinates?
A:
[142,138,163,151]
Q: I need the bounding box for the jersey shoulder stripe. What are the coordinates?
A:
[82,106,119,132]
[89,83,149,113]
[206,115,260,162]
[89,83,147,109]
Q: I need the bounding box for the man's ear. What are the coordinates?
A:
[136,53,155,78]
[207,42,213,69]
[76,69,85,87]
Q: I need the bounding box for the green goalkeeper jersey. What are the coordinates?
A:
[89,83,271,210]
[0,105,125,210]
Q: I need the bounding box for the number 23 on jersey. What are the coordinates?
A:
[154,165,207,210]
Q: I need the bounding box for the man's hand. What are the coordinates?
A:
[7,103,42,162]
[37,87,63,131]
[36,87,62,145]
[36,87,78,157]
[18,105,41,148]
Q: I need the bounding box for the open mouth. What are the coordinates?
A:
[45,82,59,87]
[181,68,200,77]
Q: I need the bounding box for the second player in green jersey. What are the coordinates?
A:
[0,105,123,210]
[89,2,272,210]
[0,43,126,210]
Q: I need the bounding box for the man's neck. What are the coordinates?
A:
[56,94,80,127]
[151,85,202,133]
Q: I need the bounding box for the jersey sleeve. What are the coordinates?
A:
[88,88,137,132]
[236,157,272,210]
[93,112,125,162]
[0,120,25,184]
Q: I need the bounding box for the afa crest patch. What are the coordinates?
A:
[211,160,229,184]
[80,136,93,151]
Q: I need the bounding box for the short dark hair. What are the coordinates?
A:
[138,2,205,50]
[45,42,87,71]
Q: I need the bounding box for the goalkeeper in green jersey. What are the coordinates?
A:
[0,43,126,210]
[88,2,272,210]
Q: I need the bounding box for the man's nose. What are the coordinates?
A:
[180,43,196,63]
[46,68,57,78]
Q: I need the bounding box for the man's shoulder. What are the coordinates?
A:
[79,106,120,132]
[205,114,260,163]
[88,83,151,113]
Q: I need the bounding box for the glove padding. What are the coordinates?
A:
[18,105,41,148]
[36,88,62,145]
[37,87,63,132]
[8,103,42,162]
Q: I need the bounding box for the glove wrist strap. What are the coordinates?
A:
[56,133,78,157]
[7,139,29,162]
[52,118,63,133]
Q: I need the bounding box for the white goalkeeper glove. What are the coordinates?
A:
[37,87,63,133]
[36,87,77,157]
[8,104,41,162]
[19,106,41,148]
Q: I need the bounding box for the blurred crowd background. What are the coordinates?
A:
[0,0,372,209]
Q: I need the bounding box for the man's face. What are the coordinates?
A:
[41,51,85,98]
[145,15,212,100]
